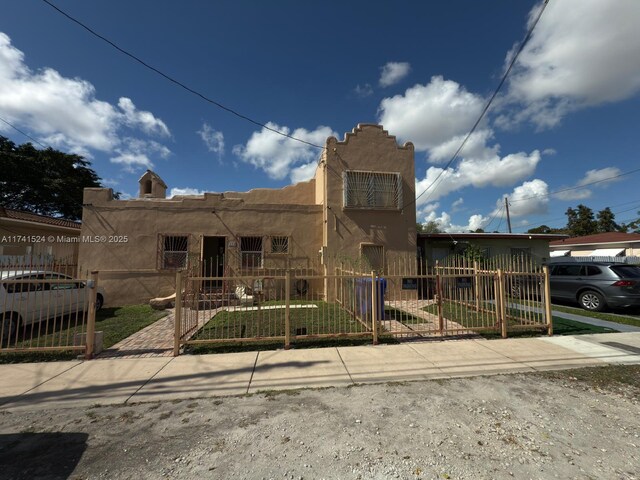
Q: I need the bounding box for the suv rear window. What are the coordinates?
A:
[610,265,640,278]
[585,266,602,276]
[551,265,583,276]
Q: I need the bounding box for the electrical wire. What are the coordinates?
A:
[41,0,325,150]
[0,115,48,149]
[509,167,640,204]
[409,0,550,210]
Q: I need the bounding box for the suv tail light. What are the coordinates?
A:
[612,280,636,287]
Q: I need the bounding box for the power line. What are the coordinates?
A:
[0,115,48,149]
[41,0,325,150]
[410,0,550,210]
[509,167,640,204]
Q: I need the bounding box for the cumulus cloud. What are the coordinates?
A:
[109,138,171,173]
[110,153,153,172]
[169,187,205,197]
[0,32,170,169]
[118,97,169,137]
[415,150,540,204]
[379,76,485,152]
[198,123,225,163]
[553,167,623,201]
[233,122,337,182]
[491,179,550,218]
[379,62,411,87]
[499,0,640,129]
[421,210,490,233]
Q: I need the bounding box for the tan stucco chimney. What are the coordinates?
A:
[138,170,167,199]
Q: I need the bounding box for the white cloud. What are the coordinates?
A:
[109,138,171,173]
[379,62,411,87]
[452,198,464,209]
[0,32,170,169]
[354,83,373,98]
[415,150,540,204]
[379,76,485,151]
[421,210,490,233]
[198,123,225,158]
[110,153,152,172]
[500,0,640,128]
[290,162,318,184]
[118,97,170,137]
[233,122,337,182]
[492,179,550,218]
[553,167,622,201]
[169,187,205,197]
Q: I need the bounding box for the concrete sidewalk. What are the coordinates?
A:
[1,332,639,411]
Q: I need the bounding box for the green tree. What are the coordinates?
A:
[566,204,597,237]
[596,207,619,232]
[417,221,441,233]
[0,136,110,220]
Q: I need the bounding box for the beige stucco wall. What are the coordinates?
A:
[79,124,419,306]
[319,124,417,268]
[79,182,322,305]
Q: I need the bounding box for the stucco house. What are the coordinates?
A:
[418,232,568,266]
[79,124,417,305]
[549,232,640,259]
[0,206,80,265]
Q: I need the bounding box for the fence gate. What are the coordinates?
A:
[1,264,98,356]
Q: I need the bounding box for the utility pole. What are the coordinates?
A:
[505,197,512,233]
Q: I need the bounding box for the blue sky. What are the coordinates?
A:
[1,0,639,232]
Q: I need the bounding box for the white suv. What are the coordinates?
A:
[1,270,105,344]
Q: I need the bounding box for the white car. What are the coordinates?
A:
[1,270,105,343]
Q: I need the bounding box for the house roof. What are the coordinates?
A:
[418,232,568,241]
[549,232,640,247]
[0,206,81,230]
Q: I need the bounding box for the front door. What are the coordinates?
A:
[202,236,225,289]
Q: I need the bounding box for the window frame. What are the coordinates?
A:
[343,170,402,210]
[270,236,290,255]
[159,234,189,270]
[240,236,264,269]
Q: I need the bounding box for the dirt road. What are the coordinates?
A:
[1,367,638,480]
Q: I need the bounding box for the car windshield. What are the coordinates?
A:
[610,265,640,278]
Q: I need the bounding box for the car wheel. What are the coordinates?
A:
[579,290,606,312]
[95,294,104,311]
[1,313,18,346]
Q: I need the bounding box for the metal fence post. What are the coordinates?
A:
[173,270,183,357]
[285,269,291,350]
[371,270,378,345]
[543,265,553,336]
[85,271,98,360]
[474,260,481,312]
[436,268,444,334]
[497,269,507,338]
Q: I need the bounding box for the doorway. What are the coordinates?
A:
[202,236,225,289]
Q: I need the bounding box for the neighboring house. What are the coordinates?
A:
[79,124,417,305]
[0,206,80,265]
[418,232,568,266]
[549,232,640,259]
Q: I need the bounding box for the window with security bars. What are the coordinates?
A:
[271,236,289,254]
[161,235,188,269]
[343,170,402,209]
[361,244,384,273]
[241,236,263,268]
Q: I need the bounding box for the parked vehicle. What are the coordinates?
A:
[0,270,105,343]
[549,262,640,311]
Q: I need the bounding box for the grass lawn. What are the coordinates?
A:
[185,301,399,354]
[549,303,640,328]
[0,305,168,364]
[422,301,617,337]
